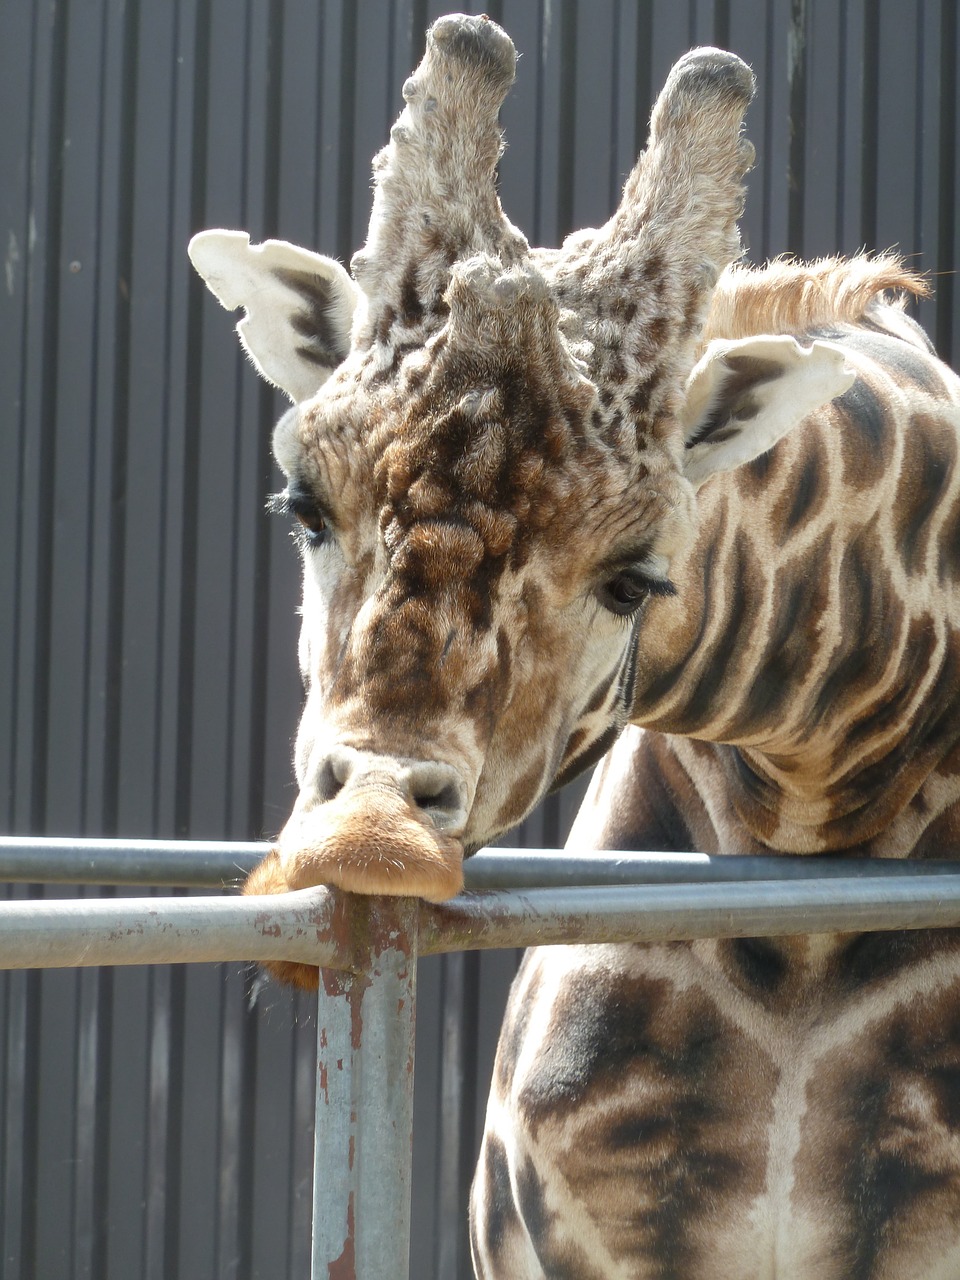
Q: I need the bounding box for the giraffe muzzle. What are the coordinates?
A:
[245,746,469,906]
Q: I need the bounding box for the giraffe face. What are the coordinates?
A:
[267,307,695,901]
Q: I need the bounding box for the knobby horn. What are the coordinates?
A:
[351,13,530,341]
[545,49,757,427]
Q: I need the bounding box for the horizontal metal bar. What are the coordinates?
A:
[0,837,267,886]
[1,838,958,888]
[1,876,960,971]
[419,877,960,952]
[0,891,343,970]
[464,850,960,886]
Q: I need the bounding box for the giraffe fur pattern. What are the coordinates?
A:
[189,14,960,1278]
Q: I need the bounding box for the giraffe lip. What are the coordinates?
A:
[273,784,465,902]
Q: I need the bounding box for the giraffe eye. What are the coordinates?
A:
[598,572,649,616]
[292,506,329,550]
[597,570,676,617]
[295,509,327,540]
[269,487,332,550]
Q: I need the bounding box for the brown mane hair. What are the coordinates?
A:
[702,253,930,346]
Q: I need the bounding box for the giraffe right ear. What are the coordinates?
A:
[188,230,361,402]
[679,334,855,489]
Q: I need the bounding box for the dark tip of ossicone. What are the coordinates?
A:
[428,13,517,87]
[665,46,756,107]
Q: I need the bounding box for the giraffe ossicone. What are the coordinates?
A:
[192,16,960,1272]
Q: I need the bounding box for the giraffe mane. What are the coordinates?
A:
[702,253,930,347]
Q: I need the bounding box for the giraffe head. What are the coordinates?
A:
[190,16,852,925]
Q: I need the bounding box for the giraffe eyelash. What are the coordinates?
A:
[268,488,332,551]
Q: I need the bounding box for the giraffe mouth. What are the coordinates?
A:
[245,781,465,904]
[242,782,465,990]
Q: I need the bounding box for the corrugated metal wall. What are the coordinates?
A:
[1,1,957,1276]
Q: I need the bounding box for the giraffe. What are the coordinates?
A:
[188,14,960,1278]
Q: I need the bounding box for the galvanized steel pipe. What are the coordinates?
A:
[0,876,960,971]
[419,876,960,953]
[1,836,958,889]
[311,897,419,1280]
[0,891,343,970]
[464,849,960,887]
[0,836,267,886]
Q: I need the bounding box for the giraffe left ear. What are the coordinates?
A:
[188,230,361,402]
[680,335,855,489]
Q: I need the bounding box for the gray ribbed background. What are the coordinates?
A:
[2,1,957,1276]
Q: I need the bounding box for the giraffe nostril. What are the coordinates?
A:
[315,757,344,803]
[412,780,462,818]
[406,766,467,831]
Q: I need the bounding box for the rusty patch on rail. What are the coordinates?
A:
[327,1193,356,1279]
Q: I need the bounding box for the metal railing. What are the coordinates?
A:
[2,837,960,1278]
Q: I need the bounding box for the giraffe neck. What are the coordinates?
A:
[629,330,960,851]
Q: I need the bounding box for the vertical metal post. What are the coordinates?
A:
[311,896,419,1280]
